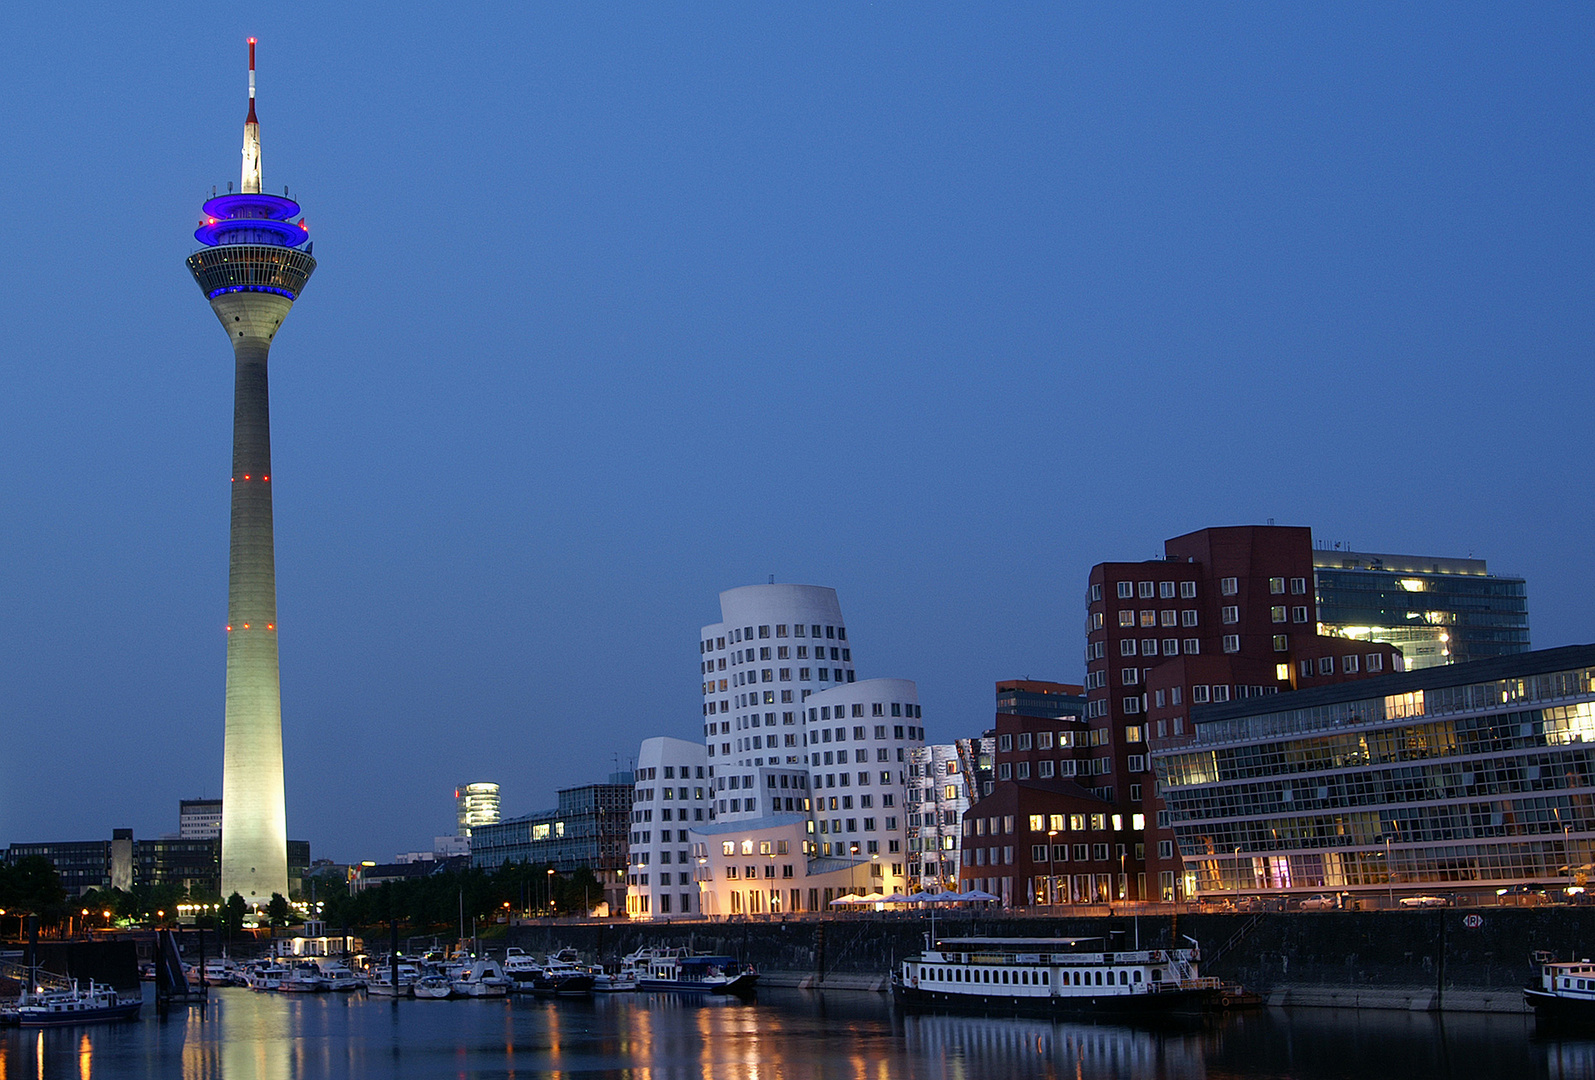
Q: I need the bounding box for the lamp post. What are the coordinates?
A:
[1385,835,1394,908]
[546,868,556,917]
[1047,831,1059,907]
[1234,847,1242,897]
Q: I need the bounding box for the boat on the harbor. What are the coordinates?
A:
[893,936,1227,1017]
[245,963,290,991]
[528,949,597,997]
[592,967,638,992]
[316,963,365,992]
[413,972,455,999]
[450,959,511,998]
[629,947,758,997]
[10,980,141,1027]
[277,962,328,993]
[366,961,421,998]
[1525,958,1595,1020]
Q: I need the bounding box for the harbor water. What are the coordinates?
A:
[1,985,1589,1079]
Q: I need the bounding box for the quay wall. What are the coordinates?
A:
[508,908,1595,1012]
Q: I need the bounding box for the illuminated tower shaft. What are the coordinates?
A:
[187,39,315,905]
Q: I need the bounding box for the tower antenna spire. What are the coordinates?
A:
[242,37,261,193]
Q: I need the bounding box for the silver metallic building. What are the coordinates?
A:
[1153,644,1595,904]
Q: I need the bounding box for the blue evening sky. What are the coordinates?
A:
[0,3,1589,861]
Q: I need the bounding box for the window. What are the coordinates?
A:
[1298,659,1312,677]
[1180,581,1197,599]
[1121,667,1139,685]
[998,734,1012,751]
[1171,686,1182,705]
[1269,577,1285,594]
[1181,609,1198,627]
[1032,845,1049,861]
[1127,754,1146,772]
[1138,581,1155,598]
[1136,610,1153,628]
[1037,731,1053,750]
[1159,610,1177,627]
[1222,606,1239,624]
[1183,638,1200,655]
[1192,685,1210,703]
[1017,732,1032,750]
[1122,696,1141,714]
[998,763,1011,779]
[1212,685,1230,702]
[1162,638,1178,656]
[1220,577,1238,596]
[1367,653,1383,672]
[1092,583,1103,602]
[1343,655,1359,673]
[1318,657,1334,675]
[1117,581,1133,599]
[1038,760,1054,778]
[1293,606,1308,623]
[1016,761,1030,779]
[1223,635,1240,653]
[1120,639,1138,657]
[1271,606,1286,623]
[1125,725,1143,743]
[1158,840,1174,859]
[1142,638,1157,656]
[1273,634,1288,652]
[1291,577,1307,595]
[1118,610,1136,628]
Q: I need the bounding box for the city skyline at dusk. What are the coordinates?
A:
[0,4,1590,862]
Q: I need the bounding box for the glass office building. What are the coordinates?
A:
[1153,644,1595,904]
[1314,549,1529,669]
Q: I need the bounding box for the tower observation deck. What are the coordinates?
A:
[186,38,316,907]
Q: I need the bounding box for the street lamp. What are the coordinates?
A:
[1234,847,1242,897]
[546,868,556,916]
[1384,835,1394,907]
[1047,831,1059,907]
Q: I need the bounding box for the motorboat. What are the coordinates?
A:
[451,959,511,998]
[277,962,328,993]
[246,964,290,991]
[316,963,365,992]
[529,949,596,997]
[502,948,541,992]
[630,947,758,997]
[413,971,454,999]
[366,961,420,998]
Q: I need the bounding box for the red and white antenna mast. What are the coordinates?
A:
[241,37,262,194]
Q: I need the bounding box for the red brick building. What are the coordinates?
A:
[1085,525,1405,903]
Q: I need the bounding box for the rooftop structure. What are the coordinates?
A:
[455,782,501,837]
[1313,547,1530,668]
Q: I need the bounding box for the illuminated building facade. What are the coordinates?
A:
[1154,643,1595,904]
[1313,549,1530,669]
[187,40,316,905]
[1087,526,1404,905]
[180,799,223,840]
[625,737,710,918]
[470,779,632,914]
[908,743,973,890]
[455,782,501,837]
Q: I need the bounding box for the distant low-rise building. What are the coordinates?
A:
[471,777,633,915]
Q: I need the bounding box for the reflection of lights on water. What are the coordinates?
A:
[78,1033,90,1080]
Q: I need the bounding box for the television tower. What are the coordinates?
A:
[186,38,316,906]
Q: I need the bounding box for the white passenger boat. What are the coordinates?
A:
[893,936,1223,1017]
[1525,958,1595,1021]
[316,963,365,992]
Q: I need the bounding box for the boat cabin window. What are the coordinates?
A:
[1120,971,1129,985]
[1133,970,1142,982]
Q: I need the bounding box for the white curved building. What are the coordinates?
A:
[690,585,926,903]
[625,737,709,919]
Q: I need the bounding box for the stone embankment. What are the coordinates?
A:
[508,907,1595,1012]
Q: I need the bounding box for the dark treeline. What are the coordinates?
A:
[323,862,604,932]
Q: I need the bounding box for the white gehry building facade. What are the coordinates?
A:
[625,737,710,919]
[680,584,926,916]
[908,743,976,891]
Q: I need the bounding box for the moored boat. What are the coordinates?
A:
[893,936,1225,1018]
[529,950,597,997]
[1525,958,1595,1021]
[451,959,511,998]
[12,981,141,1027]
[630,947,758,997]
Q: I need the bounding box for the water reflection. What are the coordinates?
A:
[0,983,1580,1079]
